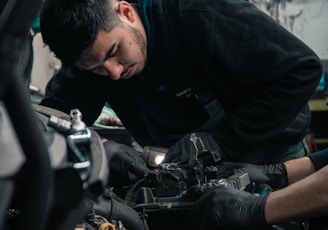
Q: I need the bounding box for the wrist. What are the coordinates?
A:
[284,156,316,184]
[264,191,296,225]
[264,189,294,224]
[264,192,277,224]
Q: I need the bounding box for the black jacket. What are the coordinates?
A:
[40,0,323,163]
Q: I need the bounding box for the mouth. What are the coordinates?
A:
[121,65,135,79]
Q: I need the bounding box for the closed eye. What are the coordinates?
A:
[87,43,118,72]
[103,42,118,61]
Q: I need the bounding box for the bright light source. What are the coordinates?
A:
[143,146,168,167]
[154,154,165,166]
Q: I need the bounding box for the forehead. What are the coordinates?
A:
[76,30,115,66]
[76,27,124,68]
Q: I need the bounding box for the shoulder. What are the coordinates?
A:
[153,0,255,14]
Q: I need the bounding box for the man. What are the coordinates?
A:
[39,0,322,175]
[187,147,328,229]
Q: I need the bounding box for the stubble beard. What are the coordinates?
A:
[129,25,147,72]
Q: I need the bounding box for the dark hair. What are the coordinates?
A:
[40,0,120,66]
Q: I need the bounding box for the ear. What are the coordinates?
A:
[117,1,135,23]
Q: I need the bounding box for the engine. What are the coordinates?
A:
[124,151,257,230]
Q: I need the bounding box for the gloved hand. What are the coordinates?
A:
[103,140,152,187]
[220,161,288,189]
[162,132,225,165]
[187,185,268,229]
[93,195,146,230]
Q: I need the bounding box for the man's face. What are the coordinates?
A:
[76,2,147,80]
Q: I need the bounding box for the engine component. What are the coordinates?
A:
[76,210,126,230]
[125,150,308,230]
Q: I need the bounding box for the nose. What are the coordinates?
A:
[102,59,124,80]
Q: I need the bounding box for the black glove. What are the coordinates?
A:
[187,185,268,229]
[103,140,152,187]
[93,196,146,230]
[163,132,225,164]
[307,147,328,171]
[221,161,288,189]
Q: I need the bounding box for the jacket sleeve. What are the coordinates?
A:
[40,66,107,126]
